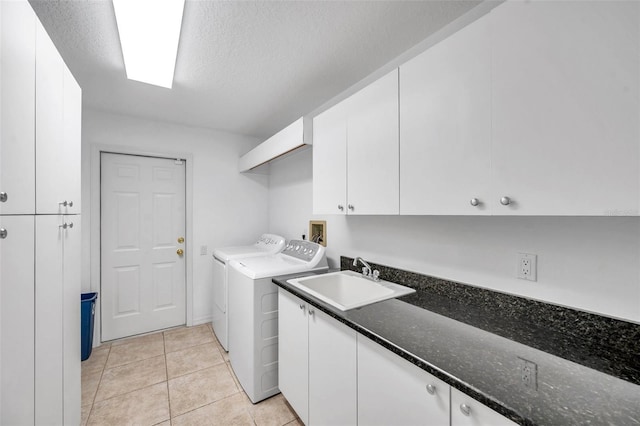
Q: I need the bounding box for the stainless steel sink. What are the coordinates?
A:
[287,270,415,311]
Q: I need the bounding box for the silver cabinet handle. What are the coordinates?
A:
[500,196,511,206]
[426,384,436,395]
[0,228,7,239]
[470,198,479,207]
[0,192,7,203]
[299,304,305,311]
[347,204,354,211]
[337,205,344,211]
[460,404,471,416]
[59,222,74,230]
[59,200,74,207]
[308,309,315,316]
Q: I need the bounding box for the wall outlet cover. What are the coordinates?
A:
[517,253,537,281]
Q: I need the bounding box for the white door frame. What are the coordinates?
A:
[90,144,194,346]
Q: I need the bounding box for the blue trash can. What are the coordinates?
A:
[81,292,98,361]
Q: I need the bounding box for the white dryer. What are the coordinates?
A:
[228,240,328,403]
[211,234,285,351]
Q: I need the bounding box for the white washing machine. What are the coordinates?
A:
[228,240,328,403]
[211,234,285,351]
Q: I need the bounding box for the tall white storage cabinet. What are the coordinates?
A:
[0,0,82,424]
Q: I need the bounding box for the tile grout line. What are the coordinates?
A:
[86,343,112,424]
[163,330,173,423]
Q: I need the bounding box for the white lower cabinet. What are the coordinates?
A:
[0,215,80,425]
[451,387,518,426]
[35,215,81,425]
[357,335,450,426]
[278,289,357,425]
[279,289,519,426]
[0,216,36,424]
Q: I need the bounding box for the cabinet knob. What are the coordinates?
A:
[470,198,480,207]
[0,192,7,203]
[308,309,315,316]
[500,196,511,206]
[299,304,305,311]
[59,222,74,230]
[337,205,344,211]
[426,384,436,395]
[348,204,354,211]
[58,200,73,207]
[460,404,471,416]
[0,228,7,239]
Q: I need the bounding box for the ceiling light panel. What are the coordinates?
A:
[113,0,185,88]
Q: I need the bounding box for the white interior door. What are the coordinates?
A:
[101,153,186,341]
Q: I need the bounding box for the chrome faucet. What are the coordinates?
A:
[353,257,380,282]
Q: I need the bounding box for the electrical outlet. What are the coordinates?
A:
[517,253,537,281]
[517,357,538,390]
[200,245,208,256]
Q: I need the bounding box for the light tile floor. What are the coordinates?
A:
[82,323,302,426]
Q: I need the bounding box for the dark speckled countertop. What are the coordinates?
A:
[272,258,640,426]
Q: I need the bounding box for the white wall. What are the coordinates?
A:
[269,149,640,324]
[82,108,269,327]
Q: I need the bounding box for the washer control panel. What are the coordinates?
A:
[255,234,286,248]
[282,240,324,262]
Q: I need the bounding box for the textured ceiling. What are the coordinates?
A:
[30,0,481,138]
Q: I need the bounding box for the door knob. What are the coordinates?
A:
[177,249,184,256]
[177,237,184,244]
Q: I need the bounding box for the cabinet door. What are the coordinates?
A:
[35,20,66,214]
[358,335,450,426]
[0,0,36,215]
[347,69,399,215]
[400,15,491,215]
[313,100,348,215]
[62,67,82,214]
[308,307,357,425]
[63,215,81,425]
[0,215,35,424]
[491,1,640,215]
[277,290,309,424]
[451,387,517,426]
[35,215,64,424]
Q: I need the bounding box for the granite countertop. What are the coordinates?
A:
[272,263,640,426]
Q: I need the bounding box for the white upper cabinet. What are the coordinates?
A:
[400,14,491,215]
[346,69,399,215]
[313,69,399,215]
[313,100,348,215]
[0,1,36,215]
[1,6,81,216]
[62,66,82,213]
[490,0,640,215]
[36,20,82,215]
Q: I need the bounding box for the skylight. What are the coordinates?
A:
[113,0,186,89]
